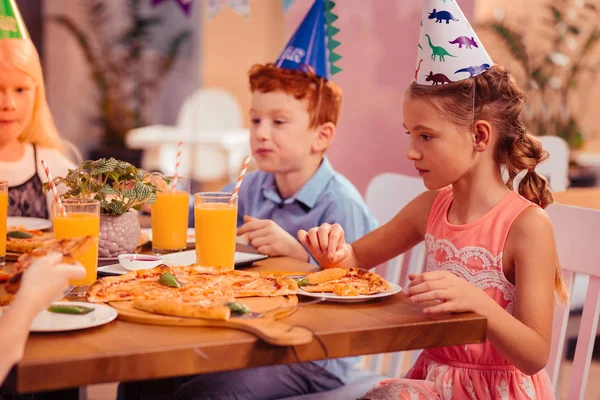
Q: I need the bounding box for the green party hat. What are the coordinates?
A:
[0,0,29,40]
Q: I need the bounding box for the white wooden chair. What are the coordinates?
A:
[126,88,250,183]
[537,135,570,191]
[363,173,428,378]
[281,173,429,400]
[546,203,600,399]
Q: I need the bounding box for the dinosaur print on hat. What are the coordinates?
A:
[415,0,493,85]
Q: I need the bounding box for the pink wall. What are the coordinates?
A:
[285,0,476,194]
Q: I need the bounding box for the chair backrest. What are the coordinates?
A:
[546,203,600,400]
[536,136,570,191]
[365,173,428,287]
[176,88,243,132]
[161,88,246,181]
[364,173,428,377]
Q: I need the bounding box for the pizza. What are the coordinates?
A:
[298,268,392,296]
[87,266,298,320]
[6,226,54,253]
[86,265,299,320]
[4,236,96,294]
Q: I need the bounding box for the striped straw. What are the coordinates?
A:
[229,156,251,205]
[171,141,183,190]
[41,159,65,215]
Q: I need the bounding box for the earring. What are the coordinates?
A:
[476,145,481,151]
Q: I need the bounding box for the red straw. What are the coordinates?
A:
[41,159,65,215]
[171,141,183,190]
[229,156,251,205]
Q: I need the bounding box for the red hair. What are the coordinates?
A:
[248,63,342,128]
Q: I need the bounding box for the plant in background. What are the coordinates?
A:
[52,0,191,148]
[44,158,159,216]
[479,0,600,149]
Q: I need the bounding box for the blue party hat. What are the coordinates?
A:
[275,0,342,80]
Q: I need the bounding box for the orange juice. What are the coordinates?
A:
[53,213,100,285]
[0,191,6,260]
[151,191,190,251]
[194,203,238,269]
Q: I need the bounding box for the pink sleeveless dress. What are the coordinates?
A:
[362,188,554,399]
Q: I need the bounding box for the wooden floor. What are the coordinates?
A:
[86,360,600,400]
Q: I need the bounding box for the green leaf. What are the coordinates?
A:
[121,188,136,199]
[65,169,80,184]
[226,301,250,315]
[134,181,152,199]
[92,158,118,174]
[107,201,125,215]
[99,184,119,196]
[158,272,182,288]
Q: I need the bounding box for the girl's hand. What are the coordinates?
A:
[403,270,490,314]
[17,253,86,315]
[297,223,352,268]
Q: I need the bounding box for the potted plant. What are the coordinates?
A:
[478,0,600,187]
[45,158,160,257]
[52,0,191,166]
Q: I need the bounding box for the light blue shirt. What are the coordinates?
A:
[223,157,378,383]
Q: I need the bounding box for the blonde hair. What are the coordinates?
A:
[0,39,64,152]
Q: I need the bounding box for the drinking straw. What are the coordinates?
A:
[229,156,251,205]
[41,159,65,215]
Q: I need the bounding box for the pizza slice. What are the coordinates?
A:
[6,227,54,253]
[299,268,392,296]
[5,236,96,294]
[131,286,237,320]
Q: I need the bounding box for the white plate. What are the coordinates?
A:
[298,283,403,303]
[7,216,52,231]
[141,227,196,244]
[29,302,117,332]
[97,250,267,275]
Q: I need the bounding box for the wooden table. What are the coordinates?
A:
[6,255,487,394]
[553,188,600,210]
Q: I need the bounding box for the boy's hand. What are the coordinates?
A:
[17,253,86,315]
[237,216,309,262]
[298,223,352,268]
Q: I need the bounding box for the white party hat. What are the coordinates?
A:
[415,0,493,85]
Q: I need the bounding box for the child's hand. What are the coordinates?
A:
[297,223,352,268]
[17,253,86,315]
[237,216,309,261]
[403,270,490,314]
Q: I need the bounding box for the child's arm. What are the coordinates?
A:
[0,254,85,382]
[299,190,439,268]
[480,207,556,375]
[405,207,556,375]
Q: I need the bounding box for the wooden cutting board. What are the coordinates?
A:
[109,295,313,346]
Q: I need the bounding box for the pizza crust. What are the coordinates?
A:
[132,299,232,320]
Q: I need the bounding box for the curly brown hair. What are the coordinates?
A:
[408,65,567,302]
[248,63,343,128]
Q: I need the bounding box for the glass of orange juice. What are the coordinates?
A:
[0,181,7,266]
[53,199,100,286]
[151,175,190,254]
[194,192,238,269]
